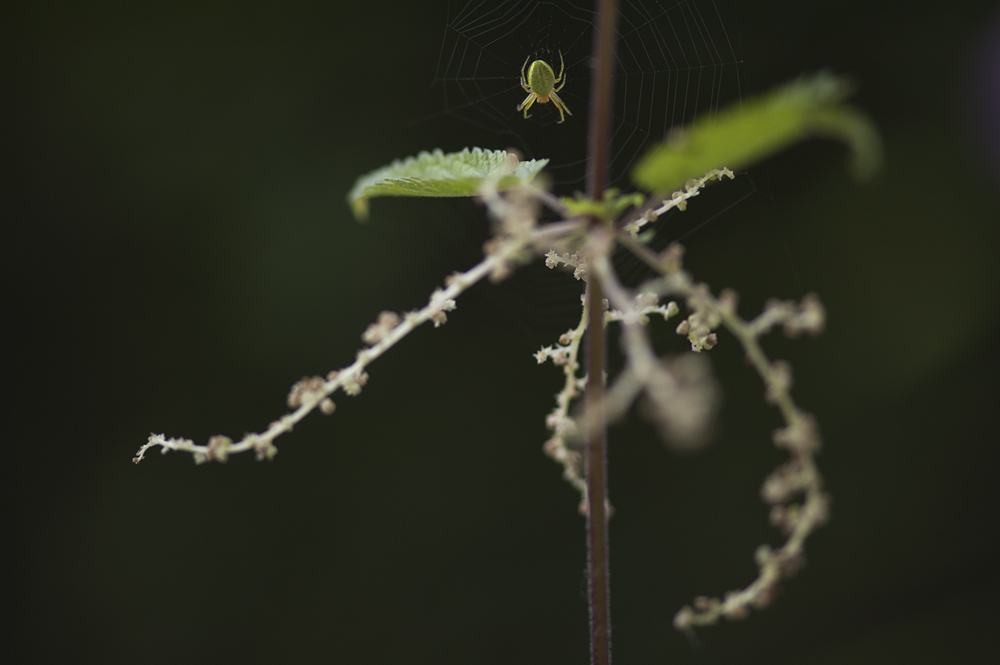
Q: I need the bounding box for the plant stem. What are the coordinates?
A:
[586,1,619,664]
[587,0,618,198]
[585,279,610,665]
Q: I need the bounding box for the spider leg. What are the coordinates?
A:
[554,49,565,85]
[549,90,572,123]
[518,93,536,119]
[520,54,531,90]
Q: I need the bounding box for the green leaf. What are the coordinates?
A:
[347,147,549,221]
[632,72,882,194]
[559,188,645,224]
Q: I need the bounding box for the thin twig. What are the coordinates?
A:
[134,200,580,466]
[613,242,830,630]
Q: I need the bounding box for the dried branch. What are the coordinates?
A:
[618,242,830,630]
[535,300,591,512]
[135,183,584,466]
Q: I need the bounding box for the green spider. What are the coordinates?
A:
[517,50,572,123]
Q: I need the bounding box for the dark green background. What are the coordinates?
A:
[6,1,1000,663]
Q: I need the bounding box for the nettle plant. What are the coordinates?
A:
[133,4,879,659]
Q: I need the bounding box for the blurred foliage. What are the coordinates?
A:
[632,72,881,193]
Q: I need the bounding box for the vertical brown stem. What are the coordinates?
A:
[586,1,619,664]
[585,280,610,665]
[587,0,619,199]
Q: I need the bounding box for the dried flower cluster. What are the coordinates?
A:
[135,167,829,635]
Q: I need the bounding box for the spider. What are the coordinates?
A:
[517,50,572,124]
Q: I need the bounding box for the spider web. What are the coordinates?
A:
[418,0,758,346]
[429,0,748,194]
